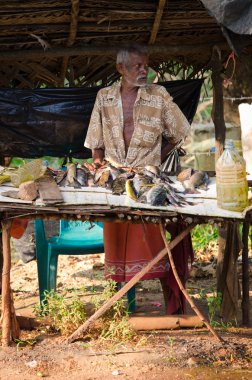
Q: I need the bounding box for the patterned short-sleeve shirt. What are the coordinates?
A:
[84,81,190,167]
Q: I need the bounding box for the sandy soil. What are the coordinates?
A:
[0,252,252,380]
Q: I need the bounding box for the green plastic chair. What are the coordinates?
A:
[35,219,136,312]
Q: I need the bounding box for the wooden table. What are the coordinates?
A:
[0,179,251,345]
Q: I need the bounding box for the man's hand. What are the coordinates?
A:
[83,161,102,171]
[83,148,105,171]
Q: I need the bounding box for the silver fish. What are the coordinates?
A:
[145,185,167,206]
[76,167,89,187]
[133,174,153,196]
[161,182,188,206]
[107,163,122,180]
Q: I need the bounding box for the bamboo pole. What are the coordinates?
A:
[149,0,166,44]
[65,223,195,343]
[159,223,224,343]
[1,220,12,346]
[129,315,203,330]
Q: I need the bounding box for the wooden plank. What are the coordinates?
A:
[36,172,63,204]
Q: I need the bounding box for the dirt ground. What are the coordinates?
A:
[1,250,252,380]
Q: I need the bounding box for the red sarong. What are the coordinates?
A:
[104,221,194,315]
[104,222,169,282]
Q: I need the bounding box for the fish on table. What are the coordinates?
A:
[177,168,210,194]
[55,162,194,208]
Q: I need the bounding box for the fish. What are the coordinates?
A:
[106,163,122,180]
[177,167,194,182]
[71,162,195,208]
[98,170,113,188]
[76,167,89,187]
[144,165,160,177]
[159,171,175,184]
[144,185,167,206]
[125,179,137,201]
[94,167,110,184]
[112,176,127,195]
[132,174,153,196]
[161,182,188,206]
[55,170,67,185]
[182,170,209,194]
[58,163,81,188]
[138,167,157,180]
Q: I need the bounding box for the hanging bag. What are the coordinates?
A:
[160,140,186,174]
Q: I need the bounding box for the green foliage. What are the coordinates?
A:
[34,281,136,343]
[14,337,36,348]
[206,291,222,325]
[191,224,218,251]
[35,289,86,335]
[199,289,234,329]
[192,223,252,252]
[92,280,137,343]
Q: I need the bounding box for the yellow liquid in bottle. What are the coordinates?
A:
[216,141,248,212]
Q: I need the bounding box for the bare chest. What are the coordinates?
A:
[121,93,137,150]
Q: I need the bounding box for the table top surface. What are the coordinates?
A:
[0,177,251,222]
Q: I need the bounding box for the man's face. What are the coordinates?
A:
[117,53,149,87]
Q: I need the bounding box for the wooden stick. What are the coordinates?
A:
[66,224,195,343]
[10,290,20,340]
[1,220,12,346]
[159,223,224,343]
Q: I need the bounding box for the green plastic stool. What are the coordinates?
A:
[35,219,136,312]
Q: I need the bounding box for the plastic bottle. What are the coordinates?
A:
[216,139,248,212]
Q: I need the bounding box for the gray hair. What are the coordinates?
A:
[116,43,149,65]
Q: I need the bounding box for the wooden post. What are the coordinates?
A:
[242,221,250,326]
[211,46,226,161]
[1,220,12,346]
[211,47,233,321]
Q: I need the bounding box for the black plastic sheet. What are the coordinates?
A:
[201,0,252,54]
[0,79,203,159]
[202,0,252,35]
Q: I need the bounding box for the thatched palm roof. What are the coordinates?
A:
[0,0,251,88]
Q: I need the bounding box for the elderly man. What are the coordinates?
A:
[84,43,191,313]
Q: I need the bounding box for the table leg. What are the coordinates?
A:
[1,219,12,346]
[242,221,250,326]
